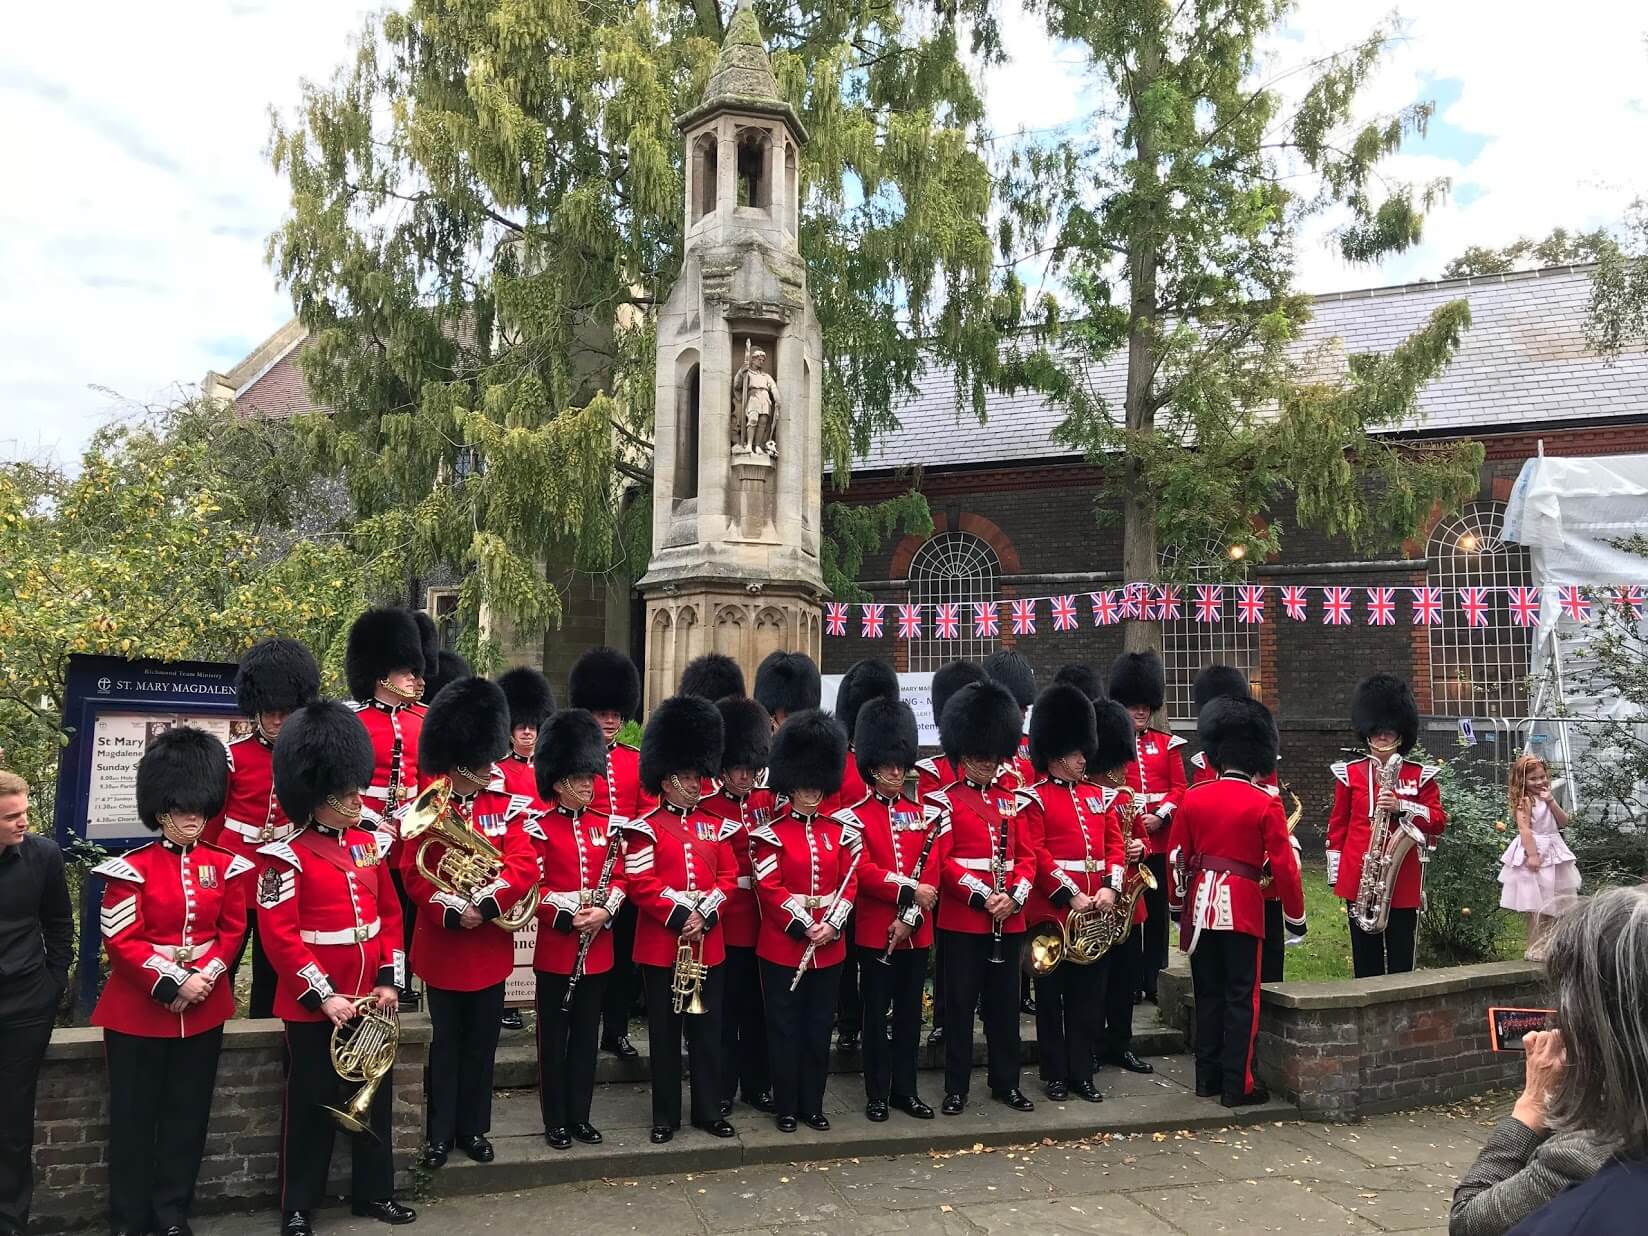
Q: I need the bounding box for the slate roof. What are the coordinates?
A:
[845,264,1648,475]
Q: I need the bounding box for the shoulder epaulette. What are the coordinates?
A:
[523,818,547,841]
[1330,760,1352,787]
[92,853,145,883]
[747,823,782,848]
[1166,733,1188,751]
[258,839,303,870]
[914,757,940,778]
[831,806,864,833]
[620,816,656,841]
[348,699,370,713]
[1417,763,1442,787]
[1189,750,1207,770]
[223,853,256,881]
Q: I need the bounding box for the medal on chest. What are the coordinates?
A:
[196,864,218,889]
[475,812,507,839]
[892,809,922,832]
[694,820,717,841]
[350,843,379,868]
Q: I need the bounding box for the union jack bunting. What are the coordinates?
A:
[860,604,885,639]
[1194,584,1224,624]
[1459,587,1489,628]
[1558,585,1592,622]
[934,603,959,639]
[1120,584,1145,621]
[1010,598,1037,635]
[1410,586,1443,626]
[1281,586,1308,621]
[896,604,922,640]
[825,602,848,637]
[1051,595,1079,632]
[1619,586,1645,620]
[973,602,1000,638]
[1090,591,1120,626]
[1366,587,1395,626]
[1322,586,1352,625]
[1156,585,1182,622]
[1236,584,1265,624]
[1508,587,1541,627]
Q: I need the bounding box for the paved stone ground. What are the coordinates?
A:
[194,1093,1512,1235]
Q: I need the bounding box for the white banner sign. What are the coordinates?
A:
[820,673,937,746]
[86,711,243,841]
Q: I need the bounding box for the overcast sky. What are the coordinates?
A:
[2,0,1644,466]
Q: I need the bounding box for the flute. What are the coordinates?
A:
[790,843,863,992]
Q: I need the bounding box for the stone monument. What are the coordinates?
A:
[637,0,825,711]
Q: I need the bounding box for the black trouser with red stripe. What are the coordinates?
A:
[1261,899,1286,984]
[1035,951,1108,1087]
[640,962,725,1129]
[105,1027,223,1232]
[1099,924,1142,1062]
[1139,853,1170,997]
[280,1019,393,1212]
[762,958,841,1120]
[859,944,927,1104]
[424,983,505,1144]
[534,970,606,1132]
[718,945,769,1105]
[1189,929,1263,1101]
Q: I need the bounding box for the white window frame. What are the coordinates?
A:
[1427,500,1533,716]
[904,531,1002,671]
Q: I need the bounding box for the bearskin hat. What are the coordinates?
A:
[939,680,1023,765]
[272,701,375,826]
[1192,664,1251,713]
[855,697,918,782]
[568,647,641,718]
[1107,650,1165,711]
[1202,696,1279,777]
[1093,700,1137,776]
[754,650,821,719]
[533,709,607,797]
[1052,663,1104,702]
[639,695,725,794]
[135,726,228,831]
[418,677,511,779]
[769,709,848,798]
[931,659,987,721]
[345,607,426,702]
[413,610,441,682]
[423,649,473,706]
[234,637,320,718]
[679,653,745,701]
[1351,672,1420,754]
[1028,683,1098,773]
[983,649,1036,709]
[498,666,556,731]
[835,658,899,741]
[718,696,772,772]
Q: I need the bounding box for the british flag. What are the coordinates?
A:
[1618,586,1645,620]
[1322,586,1352,625]
[1156,585,1182,621]
[1459,587,1489,628]
[1558,585,1592,622]
[1194,584,1224,623]
[1281,585,1308,621]
[860,604,885,639]
[1090,591,1119,626]
[1508,587,1541,627]
[1237,584,1265,624]
[825,602,848,637]
[974,602,1000,638]
[1366,587,1395,626]
[1051,595,1078,632]
[896,604,923,640]
[934,603,959,639]
[1410,586,1443,626]
[1010,598,1037,635]
[1120,584,1144,620]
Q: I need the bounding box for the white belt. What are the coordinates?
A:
[1056,858,1105,874]
[1140,792,1168,804]
[736,876,753,890]
[799,894,838,910]
[151,938,216,964]
[954,857,994,872]
[301,920,381,946]
[224,817,293,843]
[543,889,600,909]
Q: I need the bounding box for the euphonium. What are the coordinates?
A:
[319,996,399,1140]
[400,778,540,931]
[1350,751,1424,934]
[671,934,708,1015]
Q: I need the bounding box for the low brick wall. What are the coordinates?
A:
[1157,961,1545,1121]
[31,1017,431,1232]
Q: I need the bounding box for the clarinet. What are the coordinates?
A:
[880,804,943,965]
[562,824,623,1011]
[384,735,403,832]
[987,801,1011,965]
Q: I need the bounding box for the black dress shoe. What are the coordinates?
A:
[1070,1080,1103,1103]
[1221,1086,1270,1108]
[570,1122,603,1145]
[837,1030,860,1053]
[776,1114,798,1132]
[941,1093,966,1115]
[602,1035,639,1059]
[500,1009,524,1030]
[719,1099,733,1117]
[159,1226,194,1236]
[456,1134,494,1163]
[1113,1051,1154,1074]
[417,1142,449,1170]
[351,1200,417,1225]
[802,1113,830,1131]
[748,1089,777,1113]
[994,1088,1035,1112]
[546,1127,572,1149]
[865,1100,889,1122]
[891,1094,935,1120]
[1044,1080,1068,1101]
[1020,995,1037,1015]
[281,1212,313,1236]
[650,1125,673,1144]
[1143,990,1158,1004]
[1195,1084,1220,1098]
[927,1025,945,1046]
[694,1118,736,1138]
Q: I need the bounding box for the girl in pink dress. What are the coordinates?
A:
[1498,754,1581,953]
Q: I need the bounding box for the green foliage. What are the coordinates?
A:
[822,490,934,602]
[1443,225,1618,279]
[1419,753,1514,964]
[1589,200,1648,361]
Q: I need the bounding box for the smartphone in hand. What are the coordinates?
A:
[1489,1007,1555,1052]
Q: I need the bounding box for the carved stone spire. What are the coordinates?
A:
[678,0,806,140]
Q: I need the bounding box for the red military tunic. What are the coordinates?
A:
[820,750,868,819]
[353,699,424,833]
[748,805,858,973]
[1326,756,1446,910]
[1175,774,1304,952]
[1116,787,1151,927]
[1124,727,1188,856]
[700,786,778,950]
[621,803,738,967]
[593,740,655,826]
[256,821,406,1021]
[402,773,540,991]
[1185,759,1291,905]
[914,754,956,800]
[497,751,549,820]
[839,791,939,953]
[931,775,1037,936]
[525,804,625,976]
[91,841,252,1037]
[1021,778,1126,931]
[206,730,294,862]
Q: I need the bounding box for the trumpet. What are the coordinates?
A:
[671,933,708,1015]
[319,996,399,1140]
[400,778,540,932]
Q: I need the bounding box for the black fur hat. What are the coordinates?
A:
[568,647,642,718]
[234,638,320,717]
[855,697,918,782]
[931,659,987,721]
[136,726,228,831]
[423,649,473,706]
[1028,683,1098,773]
[754,650,821,718]
[498,666,556,730]
[718,697,772,771]
[533,709,607,797]
[345,607,426,701]
[639,695,725,794]
[1093,700,1137,776]
[1052,663,1104,702]
[413,610,441,681]
[835,659,899,740]
[769,709,848,798]
[679,653,745,701]
[418,677,511,779]
[939,680,1023,765]
[983,649,1036,709]
[272,701,375,825]
[1107,651,1166,711]
[1351,672,1420,754]
[1192,664,1250,713]
[1203,696,1279,776]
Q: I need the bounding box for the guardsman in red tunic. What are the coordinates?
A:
[525,710,623,1150]
[699,696,777,1118]
[93,727,250,1236]
[568,646,650,1059]
[403,678,539,1171]
[1176,697,1305,1107]
[930,680,1038,1115]
[678,651,746,704]
[260,701,413,1235]
[983,650,1038,789]
[208,637,319,1018]
[1021,684,1125,1105]
[1051,662,1104,701]
[625,695,739,1144]
[753,650,821,731]
[1108,651,1187,1003]
[1327,673,1447,978]
[495,666,555,1031]
[748,710,857,1133]
[844,697,937,1123]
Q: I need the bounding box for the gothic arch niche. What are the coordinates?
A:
[648,609,675,708]
[673,604,701,678]
[785,142,798,234]
[754,606,788,667]
[674,349,701,502]
[692,131,718,221]
[735,126,772,211]
[714,605,747,663]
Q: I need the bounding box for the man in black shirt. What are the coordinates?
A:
[0,771,73,1236]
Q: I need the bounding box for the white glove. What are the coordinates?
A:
[1326,849,1340,885]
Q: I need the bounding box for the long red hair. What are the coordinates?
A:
[1508,753,1547,819]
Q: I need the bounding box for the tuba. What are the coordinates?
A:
[319,997,399,1140]
[671,934,708,1015]
[400,778,540,931]
[1350,752,1425,934]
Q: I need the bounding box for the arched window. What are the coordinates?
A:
[905,532,1000,671]
[1160,543,1259,724]
[1428,501,1533,715]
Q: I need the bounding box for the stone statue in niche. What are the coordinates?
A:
[732,338,779,457]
